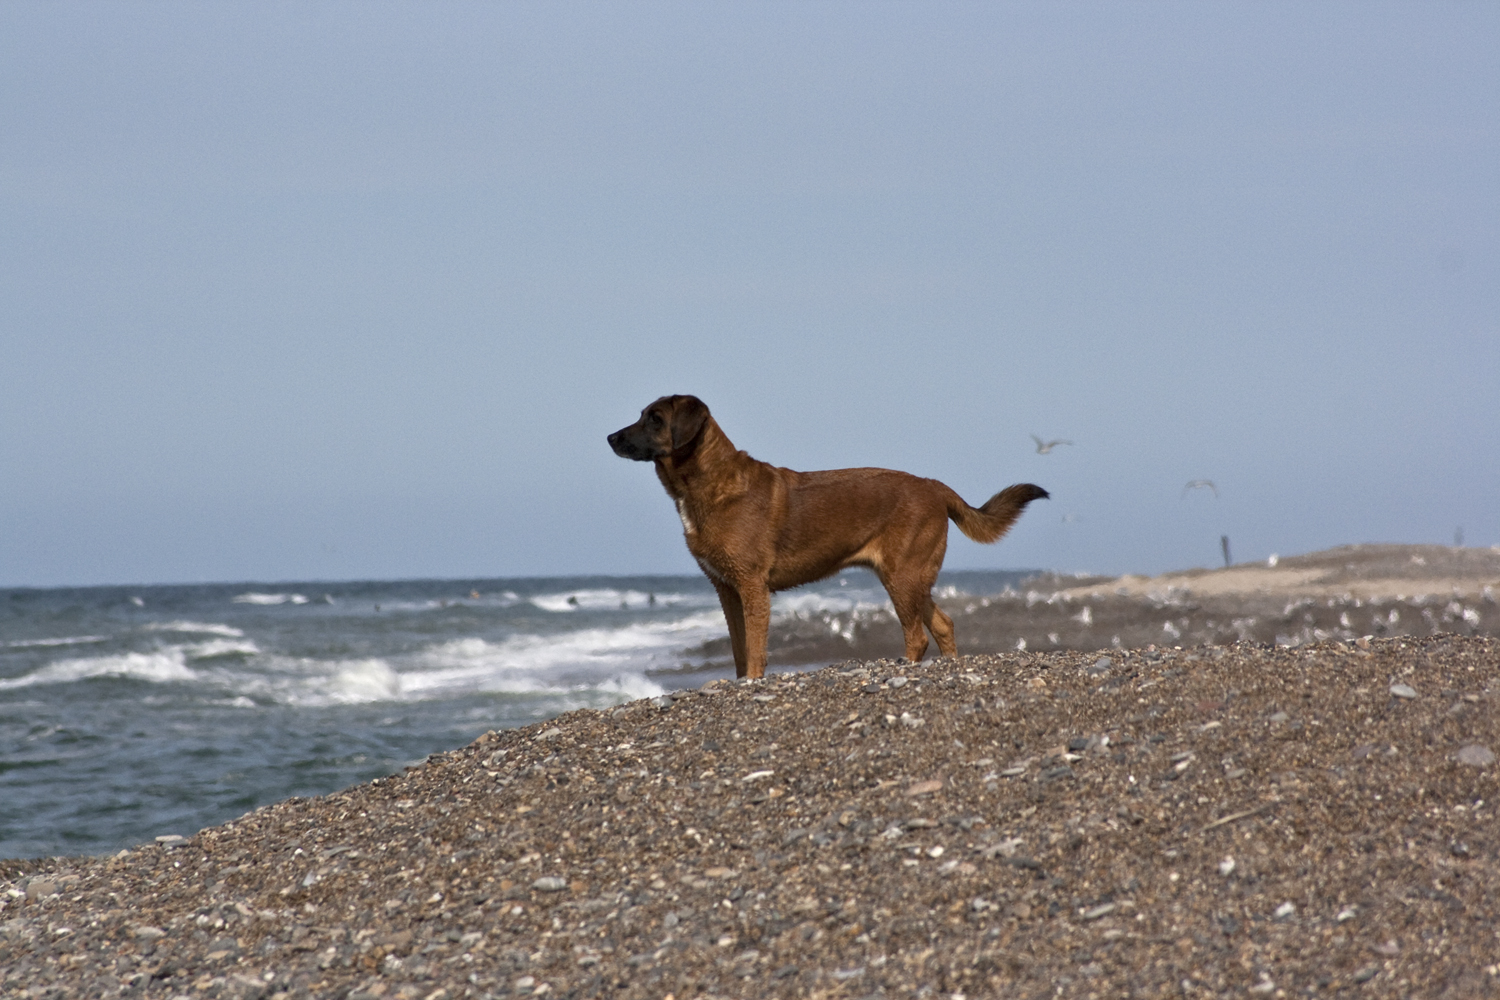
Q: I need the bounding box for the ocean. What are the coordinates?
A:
[0,568,1031,861]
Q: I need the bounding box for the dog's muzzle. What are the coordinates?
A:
[608,428,652,461]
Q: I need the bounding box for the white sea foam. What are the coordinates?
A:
[213,612,719,707]
[3,595,721,708]
[530,589,713,612]
[0,650,198,689]
[232,592,309,605]
[582,673,667,701]
[773,591,892,617]
[182,638,260,659]
[4,635,109,649]
[398,615,722,697]
[354,591,531,612]
[528,581,890,619]
[200,655,397,707]
[142,621,246,638]
[327,660,404,703]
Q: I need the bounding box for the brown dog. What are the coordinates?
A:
[609,395,1048,678]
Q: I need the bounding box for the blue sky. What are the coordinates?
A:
[3,3,1496,586]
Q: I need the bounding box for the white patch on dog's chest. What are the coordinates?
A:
[675,498,695,535]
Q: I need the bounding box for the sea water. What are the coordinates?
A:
[0,569,1029,860]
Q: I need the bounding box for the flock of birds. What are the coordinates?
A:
[1031,434,1225,562]
[1031,433,1216,502]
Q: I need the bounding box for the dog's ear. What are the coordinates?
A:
[669,396,710,453]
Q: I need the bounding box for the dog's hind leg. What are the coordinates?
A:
[925,600,957,657]
[882,581,933,662]
[879,514,952,661]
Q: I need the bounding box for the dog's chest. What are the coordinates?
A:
[674,500,734,583]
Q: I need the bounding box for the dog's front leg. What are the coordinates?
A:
[711,581,749,678]
[740,585,772,680]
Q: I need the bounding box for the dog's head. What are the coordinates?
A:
[608,395,710,462]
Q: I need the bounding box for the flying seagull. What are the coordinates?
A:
[1031,434,1073,454]
[1182,479,1218,499]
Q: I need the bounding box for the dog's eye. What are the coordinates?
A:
[647,413,663,426]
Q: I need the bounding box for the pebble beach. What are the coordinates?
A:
[4,546,1499,999]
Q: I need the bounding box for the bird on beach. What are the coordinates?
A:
[1182,479,1218,499]
[1031,434,1073,454]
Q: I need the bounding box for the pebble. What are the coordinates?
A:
[888,676,909,688]
[1389,684,1418,699]
[1455,744,1495,767]
[12,630,1500,1000]
[991,838,1025,858]
[24,880,58,900]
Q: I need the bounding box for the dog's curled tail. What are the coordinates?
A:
[947,483,1050,544]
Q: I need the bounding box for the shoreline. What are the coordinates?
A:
[5,631,1497,998]
[1060,542,1500,602]
[726,543,1500,670]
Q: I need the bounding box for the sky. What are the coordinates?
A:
[2,3,1497,588]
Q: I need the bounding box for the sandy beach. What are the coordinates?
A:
[4,545,1498,999]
